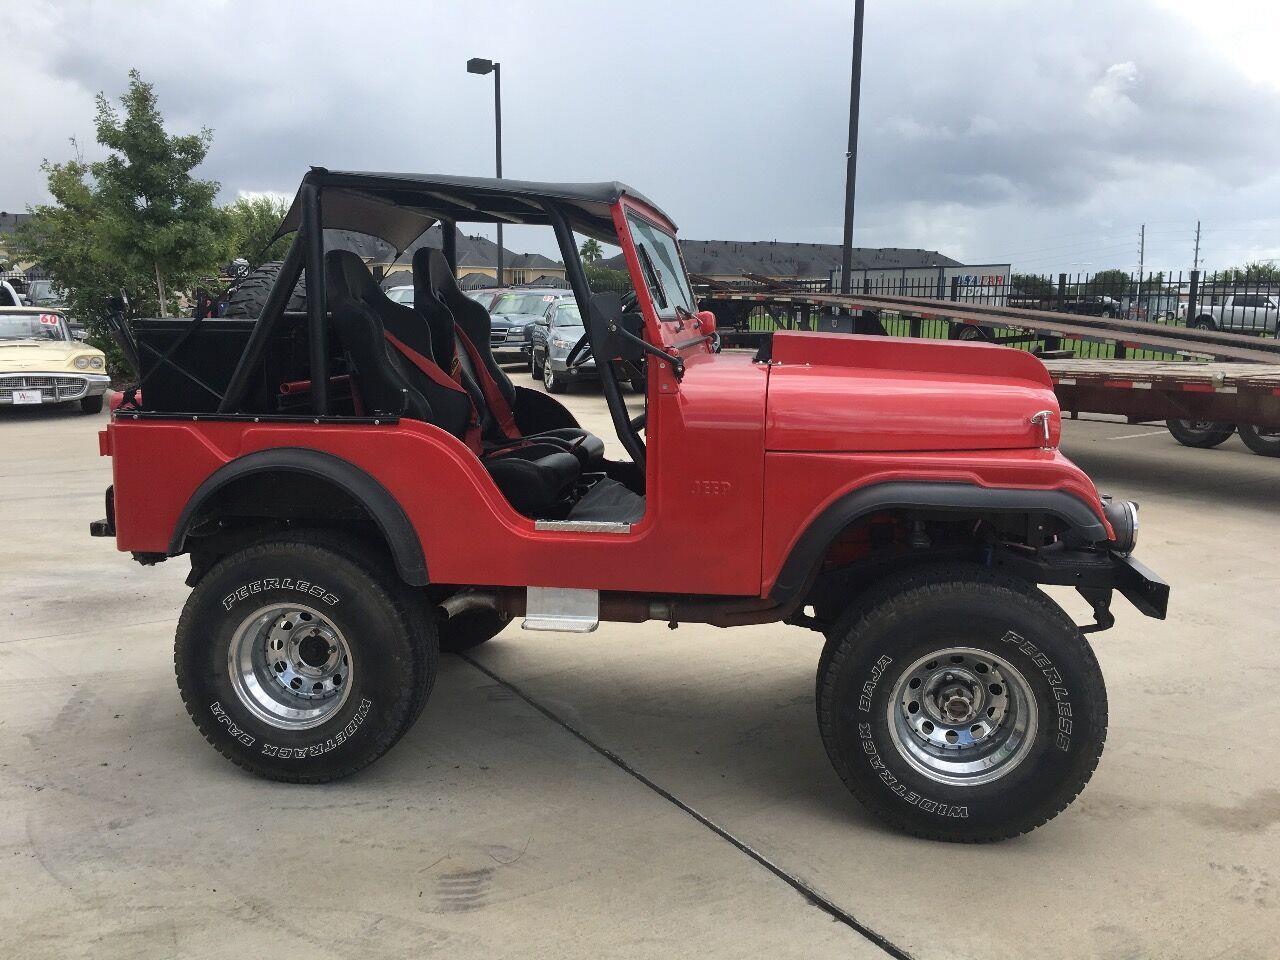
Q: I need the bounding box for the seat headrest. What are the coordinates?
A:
[326,249,381,304]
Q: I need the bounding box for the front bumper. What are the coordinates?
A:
[549,356,598,380]
[1,372,111,405]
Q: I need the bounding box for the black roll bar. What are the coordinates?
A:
[217,233,305,413]
[545,202,646,469]
[300,181,329,415]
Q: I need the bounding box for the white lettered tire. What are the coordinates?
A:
[816,564,1107,841]
[174,536,436,782]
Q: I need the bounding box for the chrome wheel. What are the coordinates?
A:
[886,647,1037,787]
[227,603,353,730]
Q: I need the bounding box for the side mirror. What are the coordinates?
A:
[696,309,717,337]
[588,291,643,366]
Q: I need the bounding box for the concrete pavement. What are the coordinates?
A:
[1,383,1277,959]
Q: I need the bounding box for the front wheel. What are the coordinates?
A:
[1166,419,1235,448]
[174,537,437,782]
[543,360,565,393]
[1239,424,1280,457]
[816,565,1107,842]
[529,349,543,379]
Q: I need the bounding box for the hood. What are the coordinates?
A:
[0,341,85,369]
[491,311,544,325]
[765,332,1061,453]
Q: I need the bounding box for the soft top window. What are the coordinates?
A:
[626,213,693,319]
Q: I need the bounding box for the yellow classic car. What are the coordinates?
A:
[0,307,111,414]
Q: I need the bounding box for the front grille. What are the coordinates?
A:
[0,374,86,402]
[490,330,507,344]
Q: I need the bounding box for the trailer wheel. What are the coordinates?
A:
[951,324,992,342]
[1165,419,1235,448]
[221,260,306,319]
[175,538,436,782]
[816,564,1107,842]
[1238,424,1280,457]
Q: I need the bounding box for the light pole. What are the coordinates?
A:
[839,0,865,297]
[467,57,503,285]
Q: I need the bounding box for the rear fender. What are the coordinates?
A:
[168,447,427,585]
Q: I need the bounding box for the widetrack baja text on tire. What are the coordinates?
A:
[816,564,1108,842]
[174,535,437,782]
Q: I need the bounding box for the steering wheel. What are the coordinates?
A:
[565,333,592,369]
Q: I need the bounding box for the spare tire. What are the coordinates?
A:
[222,261,306,319]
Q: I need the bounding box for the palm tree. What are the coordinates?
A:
[579,238,603,263]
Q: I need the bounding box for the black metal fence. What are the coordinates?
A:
[706,267,1280,360]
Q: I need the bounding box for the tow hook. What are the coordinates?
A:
[1077,587,1116,634]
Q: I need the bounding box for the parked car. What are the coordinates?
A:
[1060,295,1122,318]
[0,307,110,413]
[488,288,572,361]
[528,298,591,392]
[385,285,415,306]
[1189,293,1279,333]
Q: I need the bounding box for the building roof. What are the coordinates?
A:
[0,212,31,237]
[602,239,962,278]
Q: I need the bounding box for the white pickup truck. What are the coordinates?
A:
[1189,293,1280,333]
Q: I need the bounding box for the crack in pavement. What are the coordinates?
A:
[460,653,915,960]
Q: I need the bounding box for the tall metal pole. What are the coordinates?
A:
[839,0,866,296]
[494,63,504,287]
[1193,220,1201,272]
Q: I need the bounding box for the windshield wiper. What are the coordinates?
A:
[636,245,669,310]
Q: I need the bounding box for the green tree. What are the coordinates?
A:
[1010,273,1053,298]
[1213,261,1280,283]
[583,262,633,295]
[579,238,603,263]
[224,193,291,268]
[1086,269,1132,298]
[15,70,227,362]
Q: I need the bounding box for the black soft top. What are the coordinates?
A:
[275,168,671,255]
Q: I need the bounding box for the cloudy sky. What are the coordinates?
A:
[4,0,1280,275]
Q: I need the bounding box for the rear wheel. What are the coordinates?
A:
[816,565,1107,842]
[1190,317,1216,331]
[79,395,104,414]
[1165,419,1235,448]
[175,537,436,782]
[1239,424,1280,457]
[952,324,991,342]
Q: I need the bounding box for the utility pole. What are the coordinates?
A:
[1193,220,1201,272]
[839,0,866,297]
[1136,223,1145,317]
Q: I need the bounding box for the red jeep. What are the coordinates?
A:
[94,170,1167,841]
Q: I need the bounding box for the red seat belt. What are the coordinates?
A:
[383,330,482,454]
[454,325,520,440]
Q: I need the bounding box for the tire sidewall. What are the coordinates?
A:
[178,545,415,778]
[823,587,1106,836]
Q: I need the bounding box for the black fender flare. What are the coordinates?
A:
[769,481,1109,603]
[168,447,427,585]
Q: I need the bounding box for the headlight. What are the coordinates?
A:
[1102,498,1138,554]
[89,356,104,369]
[552,337,573,349]
[74,356,90,369]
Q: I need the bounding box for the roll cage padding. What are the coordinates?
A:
[768,481,1111,604]
[168,447,428,585]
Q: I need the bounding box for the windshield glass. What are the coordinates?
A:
[493,292,555,316]
[0,311,69,342]
[626,213,693,319]
[552,303,582,328]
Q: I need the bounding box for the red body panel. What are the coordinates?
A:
[109,351,770,596]
[766,333,1062,453]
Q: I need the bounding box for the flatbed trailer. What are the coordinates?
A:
[699,287,1280,438]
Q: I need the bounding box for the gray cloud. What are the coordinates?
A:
[4,0,1279,273]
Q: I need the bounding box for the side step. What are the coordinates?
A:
[522,587,600,633]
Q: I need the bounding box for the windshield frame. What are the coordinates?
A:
[623,211,695,321]
[0,310,71,343]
